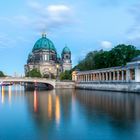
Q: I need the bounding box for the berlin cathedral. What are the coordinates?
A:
[24,33,72,77]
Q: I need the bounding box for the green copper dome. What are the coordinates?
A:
[62,46,71,54]
[32,34,56,52]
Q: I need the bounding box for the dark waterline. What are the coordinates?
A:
[0,85,140,140]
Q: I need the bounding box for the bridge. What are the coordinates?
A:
[0,77,75,89]
[0,77,56,88]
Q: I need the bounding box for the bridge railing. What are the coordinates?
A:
[0,76,56,81]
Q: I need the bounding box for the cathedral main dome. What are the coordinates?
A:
[32,34,56,52]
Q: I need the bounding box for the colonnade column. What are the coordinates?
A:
[126,69,130,82]
[109,72,112,81]
[117,71,120,81]
[113,71,115,81]
[122,70,124,81]
[135,66,140,82]
[99,73,101,81]
[106,72,108,81]
[102,73,105,81]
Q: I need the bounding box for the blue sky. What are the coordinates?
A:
[0,0,140,76]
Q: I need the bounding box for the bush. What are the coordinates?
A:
[26,69,42,78]
[60,70,72,80]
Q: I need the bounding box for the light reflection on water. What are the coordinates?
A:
[0,86,140,140]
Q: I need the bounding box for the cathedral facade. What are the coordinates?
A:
[24,34,72,77]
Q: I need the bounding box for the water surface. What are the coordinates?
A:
[0,85,140,140]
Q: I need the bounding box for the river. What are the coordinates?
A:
[0,85,140,140]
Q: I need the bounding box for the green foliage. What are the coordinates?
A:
[43,73,55,79]
[0,71,5,77]
[60,70,72,80]
[75,44,140,71]
[26,69,42,78]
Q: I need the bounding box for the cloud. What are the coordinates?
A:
[28,1,74,32]
[100,41,112,49]
[0,1,74,33]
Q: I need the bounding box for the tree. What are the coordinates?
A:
[26,69,42,77]
[74,44,140,71]
[108,44,140,67]
[60,70,72,80]
[0,71,5,77]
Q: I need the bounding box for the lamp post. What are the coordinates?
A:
[56,64,59,81]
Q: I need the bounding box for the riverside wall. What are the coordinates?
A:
[76,82,140,93]
[55,81,75,89]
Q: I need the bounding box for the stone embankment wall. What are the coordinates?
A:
[76,82,140,93]
[55,81,75,89]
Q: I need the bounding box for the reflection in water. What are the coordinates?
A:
[27,90,63,125]
[74,90,140,122]
[2,86,5,104]
[48,94,52,119]
[8,86,12,103]
[34,90,38,113]
[1,85,24,105]
[1,87,140,140]
[55,95,60,124]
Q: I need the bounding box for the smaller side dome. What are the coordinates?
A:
[62,46,71,54]
[131,55,140,62]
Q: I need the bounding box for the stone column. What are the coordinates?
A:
[117,71,120,81]
[113,71,115,81]
[126,69,130,82]
[135,66,140,82]
[106,72,108,81]
[102,73,105,81]
[99,73,101,81]
[109,72,112,81]
[122,70,124,81]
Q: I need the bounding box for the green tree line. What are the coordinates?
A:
[74,44,140,71]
